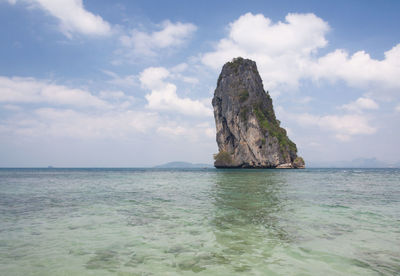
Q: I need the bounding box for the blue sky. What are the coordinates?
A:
[0,0,399,167]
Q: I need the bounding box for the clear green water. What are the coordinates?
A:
[0,168,399,275]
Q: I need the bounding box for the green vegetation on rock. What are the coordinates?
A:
[293,157,305,168]
[239,106,249,122]
[213,151,233,166]
[239,89,249,103]
[253,102,297,154]
[226,57,244,73]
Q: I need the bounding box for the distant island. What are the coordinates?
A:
[154,162,213,169]
[308,158,400,168]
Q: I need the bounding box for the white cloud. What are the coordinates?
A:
[0,76,109,108]
[38,108,156,137]
[307,141,322,148]
[202,12,400,93]
[102,70,137,88]
[180,76,199,84]
[297,96,314,104]
[202,12,329,91]
[0,73,212,142]
[2,104,22,111]
[10,0,111,37]
[1,107,158,139]
[341,97,379,113]
[157,125,187,137]
[139,67,212,117]
[168,63,199,84]
[170,63,188,73]
[157,122,215,142]
[139,67,170,90]
[396,104,400,112]
[0,102,213,143]
[295,113,376,141]
[309,45,400,90]
[98,90,134,109]
[120,20,197,56]
[99,90,126,100]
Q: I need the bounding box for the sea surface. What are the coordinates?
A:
[0,168,399,275]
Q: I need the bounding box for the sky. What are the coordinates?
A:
[0,0,399,167]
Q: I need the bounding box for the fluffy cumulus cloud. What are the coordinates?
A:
[8,0,111,37]
[202,12,400,93]
[202,12,329,91]
[308,45,400,91]
[341,97,379,113]
[0,76,109,108]
[120,20,197,56]
[139,67,212,117]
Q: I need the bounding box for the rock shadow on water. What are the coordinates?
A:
[210,171,293,258]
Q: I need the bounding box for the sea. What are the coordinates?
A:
[0,168,399,275]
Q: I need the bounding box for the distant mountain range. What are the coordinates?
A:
[153,161,213,168]
[308,158,400,168]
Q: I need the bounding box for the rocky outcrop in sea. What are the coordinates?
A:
[212,57,305,169]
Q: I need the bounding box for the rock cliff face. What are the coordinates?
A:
[212,57,305,169]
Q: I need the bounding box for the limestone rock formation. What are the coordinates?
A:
[212,57,305,169]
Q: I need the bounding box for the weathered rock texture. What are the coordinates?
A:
[212,57,305,169]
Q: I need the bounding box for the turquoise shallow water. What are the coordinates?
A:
[0,168,399,275]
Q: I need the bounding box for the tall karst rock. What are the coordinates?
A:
[212,57,305,169]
